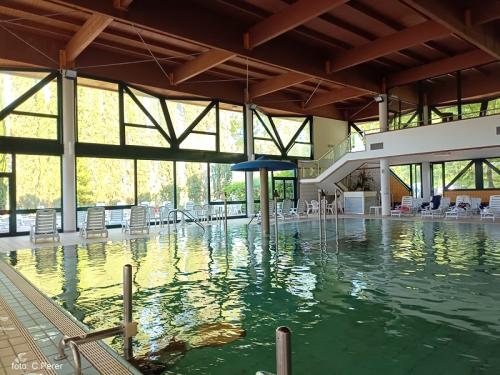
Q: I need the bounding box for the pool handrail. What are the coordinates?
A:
[55,265,138,373]
[166,208,206,231]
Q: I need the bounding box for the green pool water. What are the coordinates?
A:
[5,218,500,374]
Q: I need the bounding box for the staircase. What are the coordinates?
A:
[299,112,500,193]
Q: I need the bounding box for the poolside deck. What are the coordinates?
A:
[0,214,497,253]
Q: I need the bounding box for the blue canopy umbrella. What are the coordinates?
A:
[232,157,297,234]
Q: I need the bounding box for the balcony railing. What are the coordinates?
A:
[297,106,500,181]
[298,132,365,179]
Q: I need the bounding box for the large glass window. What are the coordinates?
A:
[487,98,500,116]
[0,71,58,140]
[167,100,208,137]
[137,160,174,206]
[77,78,119,144]
[16,154,61,210]
[390,165,411,188]
[432,163,444,195]
[209,163,245,201]
[124,90,169,148]
[175,162,208,208]
[444,160,475,190]
[483,158,500,189]
[219,106,244,154]
[76,157,134,207]
[253,111,312,158]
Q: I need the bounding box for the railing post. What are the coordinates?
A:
[317,189,322,242]
[123,264,133,360]
[223,193,228,233]
[273,192,279,248]
[276,327,291,375]
[334,185,339,242]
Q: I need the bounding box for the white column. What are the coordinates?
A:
[379,94,388,132]
[421,161,431,201]
[380,159,391,216]
[62,73,76,232]
[245,104,255,216]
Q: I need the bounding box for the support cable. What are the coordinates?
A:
[0,23,57,65]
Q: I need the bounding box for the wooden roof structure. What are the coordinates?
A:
[0,0,498,120]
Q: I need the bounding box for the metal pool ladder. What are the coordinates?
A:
[55,265,138,375]
[166,209,206,231]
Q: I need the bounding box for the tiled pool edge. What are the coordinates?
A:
[0,261,141,375]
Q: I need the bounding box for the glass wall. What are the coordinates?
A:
[209,163,246,216]
[0,71,59,140]
[0,70,62,235]
[253,110,312,159]
[76,78,245,155]
[76,157,134,207]
[77,78,120,144]
[432,158,500,193]
[175,162,208,208]
[483,158,500,188]
[137,160,174,206]
[219,106,245,154]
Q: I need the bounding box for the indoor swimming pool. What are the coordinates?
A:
[3,218,500,374]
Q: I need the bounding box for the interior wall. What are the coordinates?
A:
[312,116,348,159]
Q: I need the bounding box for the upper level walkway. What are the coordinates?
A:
[300,111,500,189]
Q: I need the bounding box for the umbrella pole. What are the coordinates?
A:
[260,168,270,234]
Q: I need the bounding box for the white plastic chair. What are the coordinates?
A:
[30,209,59,243]
[80,207,108,239]
[481,195,500,221]
[307,200,319,215]
[123,206,149,234]
[445,195,472,219]
[391,196,413,217]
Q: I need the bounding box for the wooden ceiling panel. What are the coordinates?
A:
[0,0,497,120]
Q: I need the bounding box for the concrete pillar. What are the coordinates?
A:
[245,104,255,216]
[421,161,431,201]
[380,159,391,216]
[260,168,269,234]
[422,104,429,125]
[62,73,76,232]
[378,94,388,132]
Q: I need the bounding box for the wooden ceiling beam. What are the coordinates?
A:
[401,0,500,60]
[386,49,496,88]
[61,13,112,67]
[113,0,133,11]
[45,0,379,93]
[249,71,310,99]
[467,1,500,26]
[243,0,348,49]
[429,68,500,104]
[327,20,449,72]
[171,49,235,85]
[304,86,366,109]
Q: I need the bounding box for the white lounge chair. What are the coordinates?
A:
[278,199,293,219]
[290,199,307,218]
[80,207,108,239]
[30,209,59,243]
[107,208,124,226]
[421,196,450,218]
[123,205,149,234]
[481,195,500,221]
[391,196,413,216]
[445,195,471,219]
